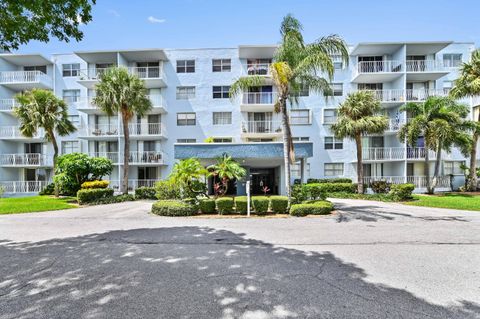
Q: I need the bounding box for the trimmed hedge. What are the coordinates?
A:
[77,188,114,204]
[270,196,288,214]
[290,201,334,217]
[135,186,157,199]
[81,180,109,189]
[216,197,234,214]
[155,180,181,200]
[307,178,352,184]
[370,180,391,194]
[235,196,248,214]
[199,199,216,214]
[389,183,415,201]
[89,194,135,205]
[151,200,196,216]
[308,182,356,194]
[252,196,269,215]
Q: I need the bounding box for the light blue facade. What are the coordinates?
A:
[0,41,478,195]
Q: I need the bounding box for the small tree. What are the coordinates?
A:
[331,91,389,193]
[169,158,208,198]
[14,89,77,196]
[208,154,246,196]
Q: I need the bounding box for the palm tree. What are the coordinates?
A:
[93,67,152,194]
[450,49,480,191]
[331,91,389,194]
[14,89,77,196]
[208,154,247,196]
[169,158,208,197]
[230,14,348,205]
[399,96,471,194]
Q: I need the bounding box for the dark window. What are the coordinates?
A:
[212,86,230,99]
[212,59,231,72]
[176,60,195,73]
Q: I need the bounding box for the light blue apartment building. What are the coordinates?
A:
[0,41,478,195]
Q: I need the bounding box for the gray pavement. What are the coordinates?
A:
[0,199,479,318]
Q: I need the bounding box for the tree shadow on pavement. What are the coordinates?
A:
[0,227,478,319]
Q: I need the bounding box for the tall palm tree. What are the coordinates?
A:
[93,67,152,194]
[330,91,389,194]
[230,14,348,205]
[399,96,471,194]
[208,154,247,196]
[14,88,77,196]
[450,49,480,191]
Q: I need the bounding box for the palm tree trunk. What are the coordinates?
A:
[355,134,364,194]
[49,131,59,197]
[424,148,432,194]
[468,130,479,191]
[280,97,292,205]
[431,143,442,192]
[121,113,130,195]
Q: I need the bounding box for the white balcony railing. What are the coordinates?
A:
[128,66,163,79]
[407,176,451,188]
[128,151,165,164]
[80,124,119,137]
[363,176,406,185]
[0,98,18,111]
[79,68,109,80]
[362,147,405,161]
[0,154,53,167]
[242,92,276,104]
[406,60,446,72]
[107,180,157,191]
[246,63,271,76]
[128,123,164,136]
[0,126,44,139]
[368,89,405,103]
[406,147,437,160]
[355,60,403,75]
[0,71,51,84]
[0,181,48,193]
[88,152,120,164]
[242,121,282,134]
[406,89,447,101]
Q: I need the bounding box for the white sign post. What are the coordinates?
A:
[246,180,251,217]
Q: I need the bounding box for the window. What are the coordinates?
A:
[177,113,196,126]
[176,86,196,100]
[292,137,310,141]
[293,84,309,97]
[63,89,81,103]
[324,136,343,150]
[62,63,80,77]
[325,83,343,96]
[177,138,196,143]
[444,161,464,175]
[443,54,462,67]
[324,163,344,177]
[212,86,230,99]
[24,65,47,74]
[443,80,453,94]
[291,161,311,178]
[290,109,310,125]
[212,112,232,125]
[62,141,79,154]
[176,60,195,73]
[332,55,343,70]
[212,137,232,143]
[212,59,231,72]
[323,109,337,124]
[67,115,80,126]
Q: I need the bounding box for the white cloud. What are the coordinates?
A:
[147,16,166,24]
[108,9,120,18]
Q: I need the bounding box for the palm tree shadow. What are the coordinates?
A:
[0,227,478,318]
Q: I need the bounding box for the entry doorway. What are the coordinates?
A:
[250,168,277,195]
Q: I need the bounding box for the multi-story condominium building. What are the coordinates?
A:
[0,41,479,196]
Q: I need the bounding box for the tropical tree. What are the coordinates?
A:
[169,158,208,198]
[450,49,480,191]
[93,67,152,194]
[399,96,471,194]
[208,154,247,196]
[230,14,348,205]
[14,88,77,196]
[331,91,389,194]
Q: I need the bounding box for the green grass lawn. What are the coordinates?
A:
[405,193,480,211]
[0,196,78,215]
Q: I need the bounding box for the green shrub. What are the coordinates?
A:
[155,180,181,200]
[252,196,269,215]
[216,197,234,214]
[77,188,114,204]
[270,196,288,213]
[135,186,157,199]
[39,183,55,195]
[290,201,334,217]
[328,192,396,202]
[370,180,391,194]
[389,183,415,201]
[199,199,216,214]
[234,196,248,214]
[89,194,135,205]
[311,182,356,194]
[292,184,309,204]
[303,184,327,200]
[151,200,196,216]
[307,178,352,184]
[81,180,109,189]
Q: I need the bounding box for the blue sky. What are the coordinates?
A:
[18,0,480,54]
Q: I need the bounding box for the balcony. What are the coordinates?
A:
[128,123,166,140]
[76,68,108,88]
[128,151,166,165]
[365,89,405,107]
[0,71,53,90]
[240,121,282,139]
[147,94,167,113]
[128,66,166,88]
[244,63,272,76]
[76,94,166,114]
[88,152,120,164]
[78,124,119,140]
[361,147,405,161]
[0,153,53,167]
[406,89,447,102]
[406,147,450,160]
[385,118,405,132]
[0,126,45,141]
[0,181,49,193]
[406,60,448,81]
[0,98,18,112]
[352,61,403,83]
[240,92,277,112]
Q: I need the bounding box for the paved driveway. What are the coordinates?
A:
[0,199,479,318]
